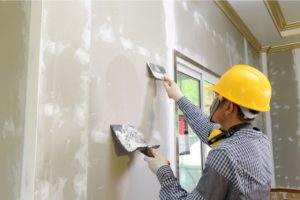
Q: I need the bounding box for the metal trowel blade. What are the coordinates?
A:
[147,62,166,80]
[110,124,159,157]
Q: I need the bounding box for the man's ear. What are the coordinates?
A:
[224,101,235,115]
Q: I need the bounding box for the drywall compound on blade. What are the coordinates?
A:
[110,124,159,157]
[111,124,148,152]
[147,62,166,80]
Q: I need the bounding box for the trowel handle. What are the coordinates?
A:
[140,147,155,157]
[140,145,159,157]
[141,146,171,165]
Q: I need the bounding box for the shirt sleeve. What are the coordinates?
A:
[177,96,219,145]
[156,165,205,200]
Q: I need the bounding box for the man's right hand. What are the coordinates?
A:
[163,76,183,102]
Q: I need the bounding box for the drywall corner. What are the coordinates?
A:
[21,1,42,200]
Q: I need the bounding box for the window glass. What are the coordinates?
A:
[202,81,215,163]
[177,72,202,192]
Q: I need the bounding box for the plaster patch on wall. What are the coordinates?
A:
[74,103,87,128]
[270,70,278,76]
[44,40,69,55]
[274,105,281,109]
[74,48,90,65]
[44,103,60,117]
[120,37,134,50]
[193,11,209,31]
[43,103,66,128]
[73,174,87,200]
[280,70,286,75]
[136,46,151,58]
[225,32,240,66]
[64,139,71,153]
[177,46,208,68]
[181,0,189,11]
[163,0,176,66]
[51,177,67,200]
[75,143,88,171]
[193,11,200,25]
[82,28,91,50]
[271,111,278,116]
[73,136,88,199]
[72,128,88,200]
[81,0,91,50]
[11,162,21,198]
[217,34,224,44]
[35,181,50,200]
[273,124,279,129]
[91,128,108,144]
[283,105,290,110]
[154,53,163,64]
[34,177,68,200]
[80,72,91,91]
[1,119,16,138]
[96,24,116,43]
[119,24,123,34]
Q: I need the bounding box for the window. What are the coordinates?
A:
[174,51,219,192]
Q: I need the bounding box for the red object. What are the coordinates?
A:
[179,115,189,135]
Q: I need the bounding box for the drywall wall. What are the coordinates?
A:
[174,0,245,75]
[268,48,300,189]
[0,1,30,199]
[20,0,261,199]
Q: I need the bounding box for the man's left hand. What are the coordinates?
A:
[144,149,169,174]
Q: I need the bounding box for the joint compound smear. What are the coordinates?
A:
[114,124,147,152]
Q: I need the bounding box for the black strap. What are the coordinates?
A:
[208,123,258,145]
[225,123,254,137]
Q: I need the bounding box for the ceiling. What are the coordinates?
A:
[214,0,300,53]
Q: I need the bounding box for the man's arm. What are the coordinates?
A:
[177,96,218,145]
[163,76,218,145]
[157,166,205,200]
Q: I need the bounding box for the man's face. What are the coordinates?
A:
[209,93,223,123]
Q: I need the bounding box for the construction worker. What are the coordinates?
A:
[144,65,272,199]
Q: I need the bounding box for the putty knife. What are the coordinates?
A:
[147,62,166,80]
[110,124,160,157]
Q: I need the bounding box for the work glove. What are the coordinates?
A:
[144,149,169,174]
[163,76,183,102]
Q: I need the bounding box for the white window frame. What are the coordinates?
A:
[174,51,219,176]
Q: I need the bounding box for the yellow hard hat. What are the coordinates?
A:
[209,65,272,112]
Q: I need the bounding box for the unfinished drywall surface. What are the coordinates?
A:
[174,0,245,75]
[0,1,30,199]
[30,0,257,199]
[245,40,265,131]
[89,1,168,199]
[33,1,91,199]
[268,49,300,189]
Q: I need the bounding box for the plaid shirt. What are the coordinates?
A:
[156,97,272,200]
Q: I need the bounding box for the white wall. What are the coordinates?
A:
[18,0,261,199]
